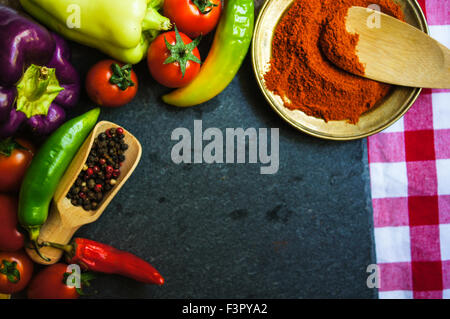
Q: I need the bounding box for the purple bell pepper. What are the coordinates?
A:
[0,5,80,138]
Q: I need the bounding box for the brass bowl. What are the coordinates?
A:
[252,0,428,140]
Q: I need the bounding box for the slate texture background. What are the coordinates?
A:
[4,0,377,299]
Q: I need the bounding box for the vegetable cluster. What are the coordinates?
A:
[0,0,256,300]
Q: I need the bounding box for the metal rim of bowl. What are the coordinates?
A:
[251,0,429,141]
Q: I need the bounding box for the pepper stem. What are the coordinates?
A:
[41,241,74,255]
[27,227,51,262]
[32,240,51,262]
[15,64,64,119]
[141,6,171,31]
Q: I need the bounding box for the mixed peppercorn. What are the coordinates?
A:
[66,127,128,211]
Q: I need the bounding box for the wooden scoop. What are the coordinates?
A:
[26,121,142,265]
[322,6,450,88]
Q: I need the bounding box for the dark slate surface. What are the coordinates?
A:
[15,0,377,299]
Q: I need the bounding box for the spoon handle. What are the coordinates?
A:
[347,6,450,88]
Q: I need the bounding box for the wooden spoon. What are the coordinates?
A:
[26,121,142,265]
[322,6,450,88]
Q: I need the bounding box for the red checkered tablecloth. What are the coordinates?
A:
[368,0,449,299]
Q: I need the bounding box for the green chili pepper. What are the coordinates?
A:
[18,108,100,261]
[162,0,255,107]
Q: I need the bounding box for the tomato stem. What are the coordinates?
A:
[0,138,28,157]
[109,64,135,91]
[193,0,218,14]
[0,260,20,284]
[163,25,202,78]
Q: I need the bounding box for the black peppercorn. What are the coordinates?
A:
[66,127,128,212]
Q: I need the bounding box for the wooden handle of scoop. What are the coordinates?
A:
[25,203,80,265]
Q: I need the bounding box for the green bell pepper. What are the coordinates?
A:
[19,0,171,64]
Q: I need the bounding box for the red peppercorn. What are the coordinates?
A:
[94,184,102,192]
[93,166,100,173]
[105,129,111,138]
[113,169,120,177]
[86,168,94,176]
[99,158,106,165]
[116,127,124,135]
[106,166,113,174]
[105,173,112,179]
[79,192,86,199]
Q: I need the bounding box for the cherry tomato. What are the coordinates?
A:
[0,250,33,294]
[163,0,222,38]
[85,60,138,108]
[27,263,80,299]
[0,138,34,193]
[0,194,25,252]
[147,29,201,88]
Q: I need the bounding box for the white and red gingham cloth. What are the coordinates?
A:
[368,0,449,299]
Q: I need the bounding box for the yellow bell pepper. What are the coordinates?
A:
[19,0,171,64]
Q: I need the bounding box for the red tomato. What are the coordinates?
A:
[163,0,222,38]
[0,250,33,294]
[0,194,25,252]
[27,263,80,299]
[147,29,201,88]
[85,60,138,108]
[0,138,34,193]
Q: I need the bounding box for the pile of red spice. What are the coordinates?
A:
[263,0,404,124]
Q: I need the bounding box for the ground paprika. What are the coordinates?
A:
[264,0,404,124]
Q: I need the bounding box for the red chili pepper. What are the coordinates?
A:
[43,238,164,285]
